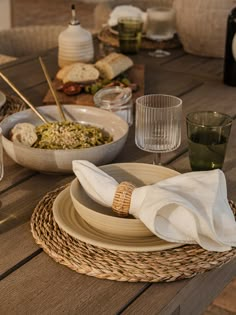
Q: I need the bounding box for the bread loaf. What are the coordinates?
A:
[10,122,37,147]
[56,64,75,81]
[56,63,100,84]
[95,53,133,80]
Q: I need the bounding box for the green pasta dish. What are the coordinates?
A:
[32,121,113,150]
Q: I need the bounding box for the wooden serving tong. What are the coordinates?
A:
[0,57,67,123]
[38,57,66,121]
[0,71,48,123]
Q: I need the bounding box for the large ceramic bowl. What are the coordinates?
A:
[0,105,128,173]
[70,163,180,238]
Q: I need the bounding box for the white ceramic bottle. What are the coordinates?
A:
[58,4,94,68]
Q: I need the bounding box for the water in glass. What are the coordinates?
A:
[135,94,182,164]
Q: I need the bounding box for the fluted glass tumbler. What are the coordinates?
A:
[135,94,182,165]
[0,128,4,181]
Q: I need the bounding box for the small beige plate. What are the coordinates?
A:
[53,186,182,252]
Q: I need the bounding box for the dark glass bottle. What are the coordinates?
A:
[223,7,236,86]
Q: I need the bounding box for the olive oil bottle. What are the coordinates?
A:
[223,7,236,86]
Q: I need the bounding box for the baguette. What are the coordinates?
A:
[58,63,100,84]
[95,53,133,80]
[10,122,38,147]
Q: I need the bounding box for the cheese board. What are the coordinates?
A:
[43,64,145,106]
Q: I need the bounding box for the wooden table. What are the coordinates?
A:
[0,46,236,315]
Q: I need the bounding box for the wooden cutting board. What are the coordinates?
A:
[43,64,145,106]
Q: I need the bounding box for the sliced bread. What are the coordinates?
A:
[60,63,100,84]
[95,53,134,80]
[10,122,38,147]
[56,63,75,81]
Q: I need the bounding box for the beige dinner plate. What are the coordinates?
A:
[53,186,182,252]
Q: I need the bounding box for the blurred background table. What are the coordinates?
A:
[0,42,236,315]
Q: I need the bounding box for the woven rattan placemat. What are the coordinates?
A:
[97,26,181,50]
[0,94,26,122]
[31,185,236,283]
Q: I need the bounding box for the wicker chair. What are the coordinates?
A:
[0,54,17,64]
[0,25,66,63]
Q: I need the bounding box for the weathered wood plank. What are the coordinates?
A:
[22,82,50,106]
[0,253,145,315]
[0,173,73,236]
[204,304,235,315]
[180,81,236,118]
[0,172,75,275]
[0,222,40,276]
[143,67,202,96]
[122,259,236,315]
[212,277,236,313]
[0,153,35,193]
[161,54,224,81]
[0,51,59,96]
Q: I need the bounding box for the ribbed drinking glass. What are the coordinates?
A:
[135,94,182,165]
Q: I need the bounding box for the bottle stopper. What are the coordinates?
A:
[70,4,80,25]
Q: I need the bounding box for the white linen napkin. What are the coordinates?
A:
[108,5,146,27]
[72,160,236,252]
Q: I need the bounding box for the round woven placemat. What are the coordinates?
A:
[31,185,236,283]
[97,26,181,50]
[0,94,26,122]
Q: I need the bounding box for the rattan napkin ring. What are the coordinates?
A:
[112,181,136,217]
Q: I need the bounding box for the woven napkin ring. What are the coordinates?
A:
[112,181,136,217]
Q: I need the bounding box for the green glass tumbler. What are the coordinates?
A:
[186,111,233,171]
[118,16,143,54]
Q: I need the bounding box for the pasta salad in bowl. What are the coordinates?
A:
[0,105,128,173]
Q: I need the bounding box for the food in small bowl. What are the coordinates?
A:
[0,105,128,173]
[70,163,180,238]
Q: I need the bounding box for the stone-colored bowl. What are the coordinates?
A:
[0,105,128,173]
[70,163,179,238]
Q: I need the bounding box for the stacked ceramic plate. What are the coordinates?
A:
[53,163,182,252]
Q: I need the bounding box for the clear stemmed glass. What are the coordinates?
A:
[146,4,176,58]
[135,94,182,165]
[0,128,4,181]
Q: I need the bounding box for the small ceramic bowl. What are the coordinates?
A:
[70,163,179,238]
[0,105,128,173]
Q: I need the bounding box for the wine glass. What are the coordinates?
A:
[0,128,4,181]
[145,3,176,58]
[135,94,182,165]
